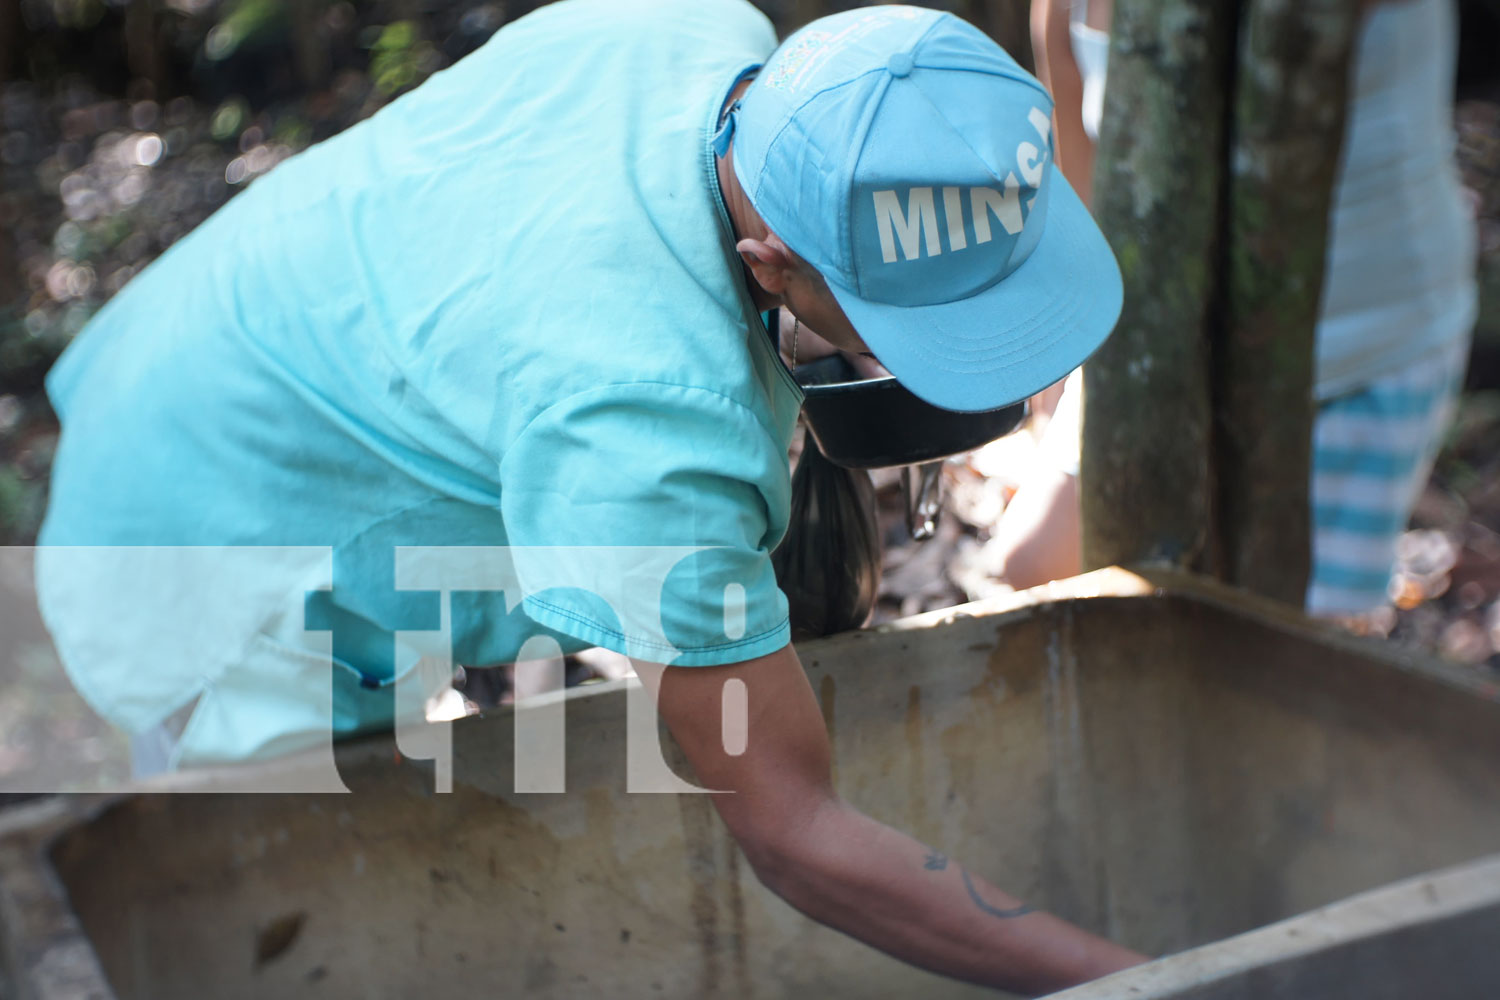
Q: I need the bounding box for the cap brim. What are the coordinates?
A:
[828,163,1122,413]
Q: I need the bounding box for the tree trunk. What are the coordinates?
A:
[0,0,21,82]
[1214,0,1360,604]
[125,0,167,95]
[1080,0,1239,572]
[1080,0,1360,608]
[965,0,1035,73]
[0,217,22,307]
[293,0,331,93]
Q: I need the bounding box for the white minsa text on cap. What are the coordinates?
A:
[874,107,1052,264]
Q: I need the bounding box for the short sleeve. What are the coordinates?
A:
[499,383,792,666]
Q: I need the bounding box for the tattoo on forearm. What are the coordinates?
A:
[923,846,1033,918]
[960,868,1034,919]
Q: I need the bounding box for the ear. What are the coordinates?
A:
[736,237,796,298]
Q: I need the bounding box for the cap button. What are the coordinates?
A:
[886,52,915,78]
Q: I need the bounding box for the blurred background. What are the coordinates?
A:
[0,0,1497,787]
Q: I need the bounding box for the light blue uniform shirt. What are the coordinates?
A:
[38,0,802,764]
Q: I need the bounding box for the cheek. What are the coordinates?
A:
[814,303,867,355]
[786,293,843,342]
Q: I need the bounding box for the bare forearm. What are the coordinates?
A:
[651,650,1144,992]
[754,799,1146,996]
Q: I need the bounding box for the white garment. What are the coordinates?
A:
[1068,1,1108,142]
[1038,368,1084,478]
[1316,0,1477,397]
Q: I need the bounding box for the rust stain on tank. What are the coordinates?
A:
[677,791,719,994]
[724,825,750,994]
[905,686,930,839]
[584,788,617,846]
[987,630,1036,699]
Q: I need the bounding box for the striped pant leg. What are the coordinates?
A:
[1305,342,1469,616]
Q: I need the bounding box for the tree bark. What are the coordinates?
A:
[1213,0,1360,604]
[125,0,167,94]
[0,217,22,307]
[292,0,331,92]
[965,0,1035,73]
[0,0,21,82]
[1080,0,1239,572]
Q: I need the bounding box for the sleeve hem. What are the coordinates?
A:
[522,595,790,667]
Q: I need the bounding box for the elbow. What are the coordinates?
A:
[727,801,842,914]
[734,823,809,905]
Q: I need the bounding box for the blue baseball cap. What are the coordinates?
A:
[730,7,1123,413]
